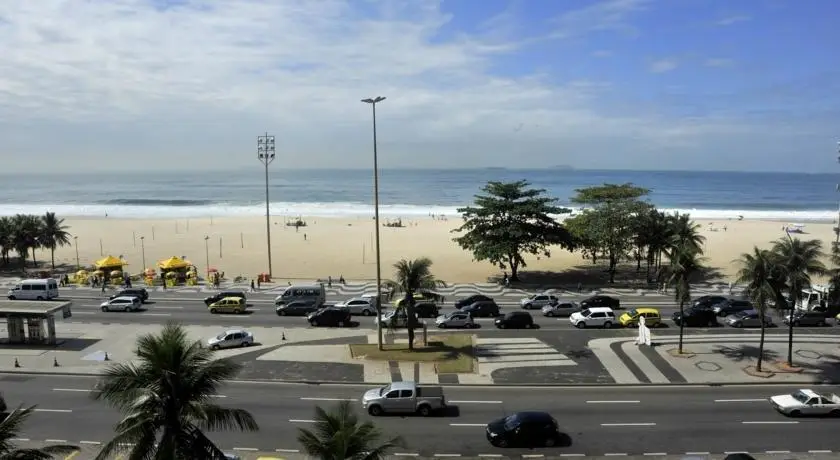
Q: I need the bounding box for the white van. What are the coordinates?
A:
[275,284,326,307]
[8,279,60,300]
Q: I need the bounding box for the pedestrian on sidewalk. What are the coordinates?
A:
[256,277,261,290]
[250,279,255,292]
[101,279,106,294]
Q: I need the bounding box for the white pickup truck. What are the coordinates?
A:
[362,381,446,416]
[770,389,840,416]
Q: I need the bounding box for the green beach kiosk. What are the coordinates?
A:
[0,300,72,345]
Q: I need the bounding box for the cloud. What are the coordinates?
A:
[705,58,734,67]
[0,0,815,172]
[649,59,679,73]
[715,15,751,26]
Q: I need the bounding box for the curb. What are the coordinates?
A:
[2,370,838,387]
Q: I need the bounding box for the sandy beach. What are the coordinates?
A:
[38,216,837,285]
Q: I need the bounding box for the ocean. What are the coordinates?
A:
[0,168,837,221]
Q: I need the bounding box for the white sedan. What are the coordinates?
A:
[435,311,476,328]
[770,389,840,417]
[207,329,254,350]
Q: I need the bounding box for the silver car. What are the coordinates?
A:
[542,302,580,317]
[435,311,476,328]
[725,310,773,328]
[207,329,254,350]
[334,297,377,316]
[100,296,142,312]
[520,294,559,310]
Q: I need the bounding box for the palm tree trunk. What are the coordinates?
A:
[678,298,685,354]
[786,311,794,366]
[31,247,38,267]
[407,303,415,350]
[51,247,56,270]
[757,318,767,372]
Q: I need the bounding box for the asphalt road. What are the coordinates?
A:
[55,291,839,337]
[4,374,840,456]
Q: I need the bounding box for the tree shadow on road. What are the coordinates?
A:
[712,344,780,363]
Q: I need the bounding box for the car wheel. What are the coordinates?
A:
[523,303,532,309]
[417,404,432,417]
[830,409,840,417]
[793,320,800,326]
[338,321,345,327]
[36,296,44,301]
[709,320,717,327]
[368,405,383,416]
[495,438,509,448]
[279,311,286,316]
[362,309,373,316]
[210,344,220,351]
[311,320,319,327]
[438,323,446,328]
[101,307,108,312]
[575,322,586,329]
[498,323,505,329]
[241,341,249,347]
[210,308,217,314]
[734,322,743,328]
[124,306,131,312]
[8,296,15,300]
[525,323,531,329]
[544,436,557,447]
[603,321,613,329]
[817,320,826,327]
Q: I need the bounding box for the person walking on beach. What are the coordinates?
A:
[250,279,255,293]
[328,276,332,287]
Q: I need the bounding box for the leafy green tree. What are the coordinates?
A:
[39,212,72,270]
[452,180,573,282]
[10,214,41,269]
[563,211,601,264]
[667,243,705,354]
[92,322,258,459]
[0,403,78,459]
[386,258,439,350]
[734,247,786,372]
[770,237,826,366]
[667,213,705,253]
[568,183,650,283]
[297,400,405,460]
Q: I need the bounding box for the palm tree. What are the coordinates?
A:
[297,400,405,460]
[667,213,705,253]
[92,322,259,459]
[39,212,72,270]
[734,247,784,372]
[770,237,826,366]
[1,404,78,459]
[388,258,439,350]
[667,242,705,354]
[11,214,42,269]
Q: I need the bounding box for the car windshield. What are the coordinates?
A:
[215,333,226,340]
[627,308,639,317]
[379,384,391,396]
[580,309,590,316]
[792,391,810,403]
[503,414,520,431]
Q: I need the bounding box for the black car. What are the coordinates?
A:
[580,295,620,310]
[455,294,493,309]
[693,295,728,310]
[486,411,563,448]
[672,307,718,327]
[204,290,247,306]
[495,311,535,329]
[110,288,149,302]
[784,311,829,327]
[307,307,352,327]
[462,301,500,317]
[276,300,319,316]
[414,302,440,318]
[713,299,753,317]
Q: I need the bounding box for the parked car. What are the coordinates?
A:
[308,307,352,327]
[276,300,320,316]
[414,302,440,318]
[208,297,248,314]
[206,329,254,350]
[110,288,149,303]
[520,294,559,310]
[435,311,476,329]
[693,295,729,310]
[672,307,718,327]
[362,381,446,416]
[569,307,616,329]
[770,389,840,417]
[100,296,142,312]
[462,301,500,317]
[485,411,563,448]
[580,295,620,310]
[455,294,493,309]
[784,311,829,327]
[541,302,580,317]
[618,308,662,328]
[393,292,439,308]
[725,310,773,328]
[204,290,246,306]
[334,297,377,316]
[495,311,535,329]
[713,299,753,317]
[377,310,409,328]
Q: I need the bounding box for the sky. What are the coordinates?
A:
[0,0,838,173]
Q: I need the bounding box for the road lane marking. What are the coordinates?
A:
[809,451,833,454]
[522,455,544,458]
[478,455,503,458]
[34,409,72,413]
[741,421,798,424]
[233,447,258,451]
[53,388,93,393]
[601,423,656,427]
[766,451,790,454]
[300,397,358,402]
[11,438,29,442]
[80,441,101,445]
[276,449,301,453]
[46,439,67,443]
[394,454,420,457]
[715,399,766,403]
[559,455,586,457]
[586,400,640,404]
[643,454,667,456]
[604,454,628,457]
[71,312,96,315]
[142,313,171,317]
[153,306,184,310]
[209,395,227,398]
[433,455,461,457]
[448,400,502,404]
[686,452,710,455]
[289,419,316,423]
[449,423,486,427]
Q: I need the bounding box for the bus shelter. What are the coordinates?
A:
[0,300,72,346]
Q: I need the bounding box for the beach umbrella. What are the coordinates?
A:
[95,255,128,269]
[157,256,189,270]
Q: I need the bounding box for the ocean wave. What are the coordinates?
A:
[0,202,835,221]
[100,198,219,206]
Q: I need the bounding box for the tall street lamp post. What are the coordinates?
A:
[140,236,146,271]
[362,96,386,350]
[204,235,210,281]
[257,134,276,278]
[73,236,80,269]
